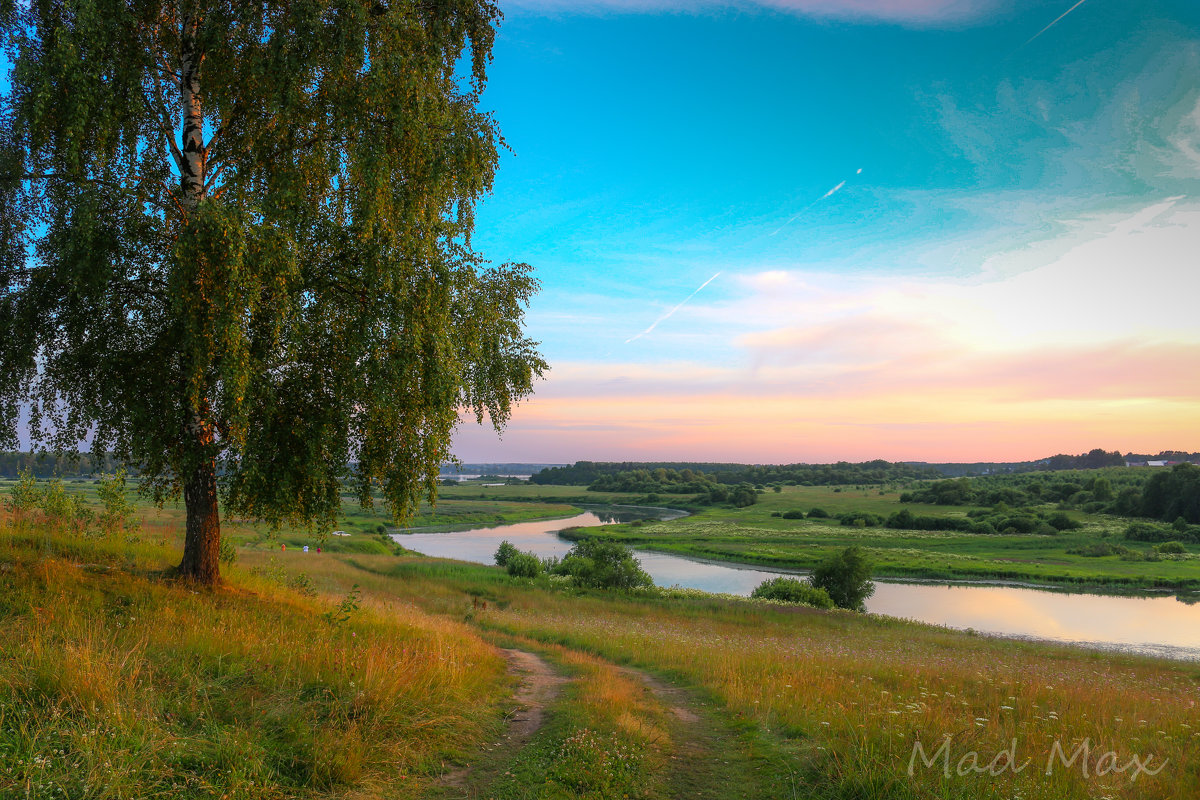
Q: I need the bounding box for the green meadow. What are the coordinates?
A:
[564,484,1200,591]
[3,481,1200,800]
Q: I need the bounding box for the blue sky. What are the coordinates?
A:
[447,0,1200,462]
[3,2,1197,463]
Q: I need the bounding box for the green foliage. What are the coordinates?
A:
[4,468,38,514]
[494,539,519,567]
[554,539,653,591]
[1045,511,1082,531]
[1156,541,1186,555]
[810,546,875,611]
[37,477,71,521]
[806,507,829,518]
[1125,521,1198,544]
[749,577,834,609]
[1067,542,1129,557]
[288,572,319,599]
[1141,464,1200,524]
[587,467,718,495]
[534,459,939,487]
[781,510,806,520]
[837,511,883,527]
[218,536,238,566]
[322,584,361,625]
[97,469,137,536]
[504,550,543,579]
[0,451,120,478]
[0,2,544,582]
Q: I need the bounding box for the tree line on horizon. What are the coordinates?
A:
[531,459,942,488]
[918,448,1200,476]
[530,450,1200,487]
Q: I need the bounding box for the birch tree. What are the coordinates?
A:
[0,1,545,584]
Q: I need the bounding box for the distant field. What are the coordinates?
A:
[574,484,1200,590]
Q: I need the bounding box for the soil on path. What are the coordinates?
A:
[437,648,568,793]
[497,648,571,744]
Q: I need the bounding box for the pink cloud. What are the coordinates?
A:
[452,338,1200,462]
[503,0,997,25]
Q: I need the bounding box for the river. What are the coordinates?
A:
[396,507,1200,661]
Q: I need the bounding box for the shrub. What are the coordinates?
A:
[1156,541,1186,555]
[999,516,1038,534]
[729,484,758,508]
[506,551,543,579]
[1045,511,1081,531]
[494,540,519,567]
[287,572,318,597]
[1067,542,1128,557]
[218,536,238,566]
[553,539,652,590]
[750,577,834,609]
[810,546,874,611]
[836,511,882,528]
[97,469,137,536]
[5,468,39,515]
[1124,522,1177,543]
[806,507,830,519]
[781,510,806,520]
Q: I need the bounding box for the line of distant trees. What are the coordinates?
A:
[584,468,759,507]
[919,448,1200,477]
[900,464,1200,525]
[0,452,122,479]
[532,459,940,487]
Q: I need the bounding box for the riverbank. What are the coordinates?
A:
[553,483,1200,592]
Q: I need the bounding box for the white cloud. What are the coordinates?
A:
[730,196,1200,367]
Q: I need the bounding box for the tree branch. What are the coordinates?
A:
[6,173,173,213]
[145,81,186,174]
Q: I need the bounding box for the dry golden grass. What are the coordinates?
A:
[0,514,509,800]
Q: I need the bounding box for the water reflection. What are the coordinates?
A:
[398,507,683,562]
[396,508,1200,660]
[867,582,1200,656]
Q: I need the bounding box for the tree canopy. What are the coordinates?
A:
[0,1,545,583]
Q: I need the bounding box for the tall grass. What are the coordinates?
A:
[0,512,508,799]
[474,589,1200,799]
[322,555,1199,800]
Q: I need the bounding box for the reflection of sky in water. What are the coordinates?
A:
[400,509,673,562]
[398,514,1200,658]
[867,583,1200,651]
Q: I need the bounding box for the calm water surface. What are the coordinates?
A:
[397,508,1200,660]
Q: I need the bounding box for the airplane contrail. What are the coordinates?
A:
[769,168,862,237]
[1025,0,1091,46]
[625,272,721,344]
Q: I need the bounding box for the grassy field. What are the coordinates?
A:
[251,541,1200,800]
[0,477,584,558]
[566,484,1200,591]
[4,479,1200,799]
